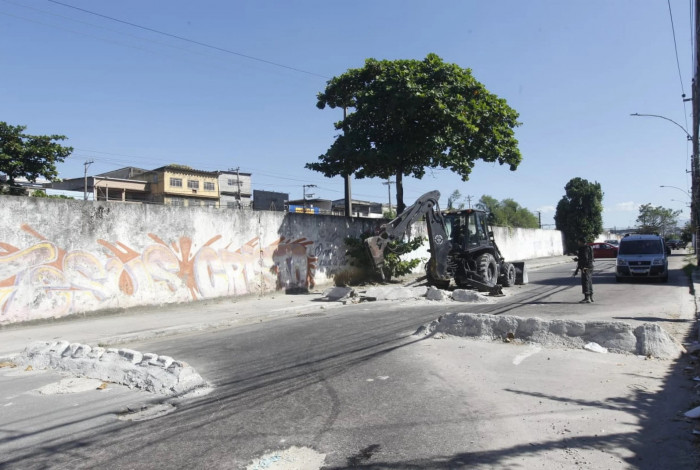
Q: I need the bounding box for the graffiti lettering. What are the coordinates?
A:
[0,225,318,323]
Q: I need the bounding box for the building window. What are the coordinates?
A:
[227,201,238,208]
[153,175,159,183]
[189,199,201,207]
[228,178,236,186]
[204,182,215,191]
[204,200,216,208]
[170,178,182,188]
[170,197,183,206]
[188,180,199,189]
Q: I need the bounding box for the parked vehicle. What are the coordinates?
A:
[616,234,668,282]
[587,242,618,258]
[604,239,619,246]
[666,239,686,250]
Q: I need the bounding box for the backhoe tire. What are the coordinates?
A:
[499,262,516,287]
[476,253,499,287]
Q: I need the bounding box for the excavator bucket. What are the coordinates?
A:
[513,262,527,285]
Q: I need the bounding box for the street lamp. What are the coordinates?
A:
[659,184,691,199]
[632,111,698,257]
[630,113,692,140]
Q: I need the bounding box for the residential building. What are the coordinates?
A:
[217,170,252,208]
[145,166,219,208]
[51,167,150,202]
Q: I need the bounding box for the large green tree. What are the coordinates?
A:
[475,195,539,228]
[0,122,73,195]
[307,54,522,213]
[554,177,604,253]
[636,203,681,236]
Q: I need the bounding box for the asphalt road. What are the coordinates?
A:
[1,252,698,469]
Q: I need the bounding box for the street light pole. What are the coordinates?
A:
[632,112,698,257]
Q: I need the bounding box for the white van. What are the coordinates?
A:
[615,234,668,282]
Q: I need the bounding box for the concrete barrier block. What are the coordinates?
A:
[634,323,684,359]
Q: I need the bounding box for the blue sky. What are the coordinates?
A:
[2,0,695,229]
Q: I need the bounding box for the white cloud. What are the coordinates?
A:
[612,201,639,212]
[536,205,556,213]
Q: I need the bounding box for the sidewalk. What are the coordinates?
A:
[0,256,573,359]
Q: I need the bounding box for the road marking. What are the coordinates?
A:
[513,345,542,365]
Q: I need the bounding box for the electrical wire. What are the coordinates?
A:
[47,0,329,79]
[667,0,691,131]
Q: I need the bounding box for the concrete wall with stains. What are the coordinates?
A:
[0,196,381,324]
[0,196,564,324]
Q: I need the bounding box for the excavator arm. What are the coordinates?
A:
[364,191,452,282]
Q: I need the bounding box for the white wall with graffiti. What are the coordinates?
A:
[0,197,381,324]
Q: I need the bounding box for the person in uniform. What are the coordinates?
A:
[574,238,594,303]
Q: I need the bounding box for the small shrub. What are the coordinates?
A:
[343,232,424,284]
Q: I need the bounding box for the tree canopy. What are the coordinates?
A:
[554,177,604,252]
[475,195,539,229]
[307,53,522,213]
[0,122,72,195]
[635,203,681,236]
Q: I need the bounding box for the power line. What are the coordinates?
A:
[666,0,691,133]
[48,0,329,79]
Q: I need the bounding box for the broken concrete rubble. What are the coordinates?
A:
[14,341,209,396]
[415,312,685,359]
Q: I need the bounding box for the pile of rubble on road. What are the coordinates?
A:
[320,285,491,304]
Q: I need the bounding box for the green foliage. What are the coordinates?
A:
[308,54,522,213]
[344,232,424,283]
[383,209,397,219]
[635,203,681,236]
[681,221,694,244]
[30,190,73,199]
[447,190,465,210]
[554,177,604,253]
[475,195,539,228]
[0,122,73,195]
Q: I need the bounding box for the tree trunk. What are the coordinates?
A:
[396,172,405,214]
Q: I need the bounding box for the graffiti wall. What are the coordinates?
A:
[0,197,380,324]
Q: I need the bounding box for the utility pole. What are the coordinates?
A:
[229,167,242,207]
[466,195,474,209]
[303,184,316,213]
[694,0,700,260]
[383,179,394,215]
[343,107,353,217]
[83,160,94,201]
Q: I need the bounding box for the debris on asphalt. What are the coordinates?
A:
[584,342,608,354]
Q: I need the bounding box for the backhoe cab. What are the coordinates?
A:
[364,190,524,295]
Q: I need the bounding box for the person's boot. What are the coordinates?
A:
[579,295,591,303]
[589,294,594,303]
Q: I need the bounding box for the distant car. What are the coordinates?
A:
[604,239,619,246]
[661,238,672,255]
[666,239,687,250]
[587,242,618,258]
